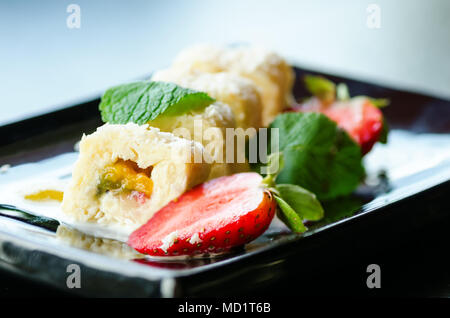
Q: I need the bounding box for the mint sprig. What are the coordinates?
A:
[275,184,324,221]
[274,195,308,233]
[99,81,215,124]
[263,112,364,201]
[262,153,324,233]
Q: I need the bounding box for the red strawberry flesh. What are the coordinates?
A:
[128,172,276,256]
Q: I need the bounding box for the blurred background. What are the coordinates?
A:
[1,0,449,126]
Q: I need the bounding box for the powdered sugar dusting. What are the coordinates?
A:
[159,230,179,253]
[188,232,202,244]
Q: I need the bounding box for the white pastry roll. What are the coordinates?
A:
[61,123,211,232]
[170,44,295,126]
[152,70,263,130]
[148,101,249,180]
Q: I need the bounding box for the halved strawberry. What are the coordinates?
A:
[291,96,384,154]
[128,172,276,256]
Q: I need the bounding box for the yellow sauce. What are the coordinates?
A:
[25,190,64,202]
[100,160,153,197]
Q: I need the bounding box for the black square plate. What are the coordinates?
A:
[0,67,449,297]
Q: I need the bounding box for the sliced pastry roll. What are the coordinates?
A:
[148,101,249,180]
[169,44,295,126]
[61,123,211,235]
[151,70,263,131]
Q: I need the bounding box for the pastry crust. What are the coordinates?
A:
[169,44,295,126]
[148,102,249,180]
[152,70,263,130]
[61,123,211,230]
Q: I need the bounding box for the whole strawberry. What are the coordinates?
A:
[289,75,388,154]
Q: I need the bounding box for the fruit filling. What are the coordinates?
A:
[97,159,153,197]
[25,190,64,202]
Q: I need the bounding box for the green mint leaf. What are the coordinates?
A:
[304,75,336,103]
[267,112,364,200]
[273,195,307,233]
[275,184,324,221]
[99,81,215,124]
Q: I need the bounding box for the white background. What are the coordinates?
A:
[1,0,449,125]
